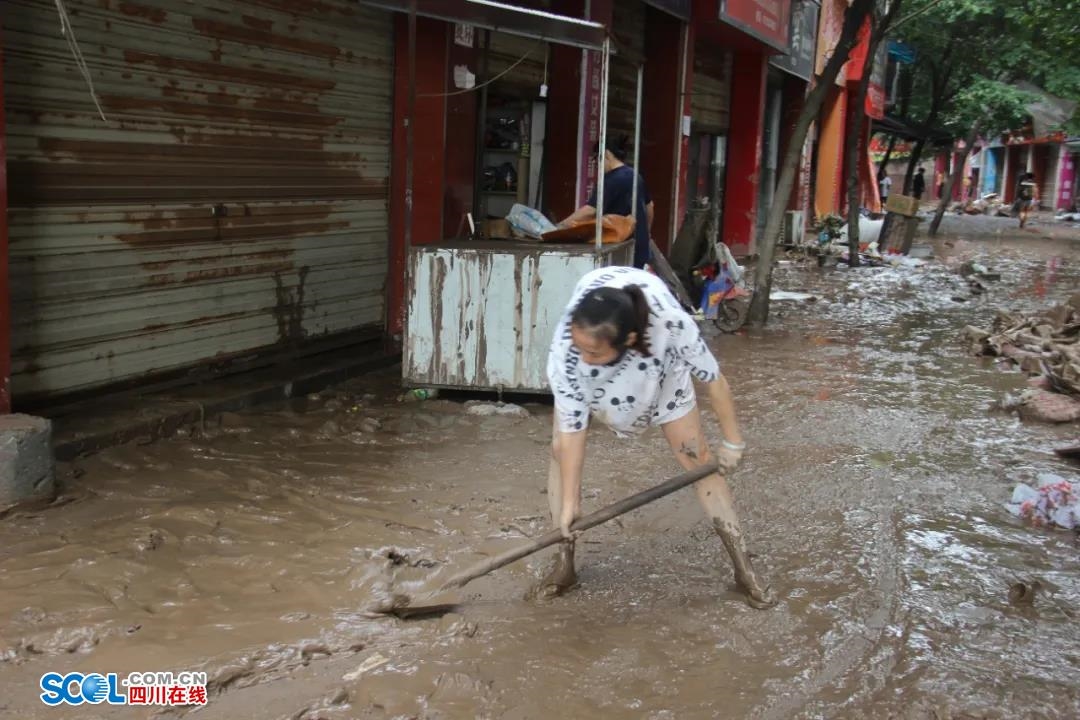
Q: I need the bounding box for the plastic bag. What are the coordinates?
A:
[506,204,557,240]
[716,241,744,284]
[700,265,739,319]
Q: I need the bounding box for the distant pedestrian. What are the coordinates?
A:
[913,168,926,200]
[935,170,945,199]
[879,173,893,206]
[1014,172,1038,228]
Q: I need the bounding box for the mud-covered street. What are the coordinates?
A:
[2,229,1079,720]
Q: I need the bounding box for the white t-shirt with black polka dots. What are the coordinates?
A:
[547,267,721,437]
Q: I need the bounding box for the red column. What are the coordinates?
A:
[387,16,447,338]
[641,6,685,253]
[721,51,767,257]
[443,37,477,239]
[0,25,10,413]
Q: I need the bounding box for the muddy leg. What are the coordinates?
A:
[530,424,578,599]
[662,406,777,609]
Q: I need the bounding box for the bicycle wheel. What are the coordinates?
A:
[713,299,749,333]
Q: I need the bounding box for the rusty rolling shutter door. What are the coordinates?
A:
[608,1,645,149]
[5,0,393,404]
[487,31,546,97]
[691,42,732,135]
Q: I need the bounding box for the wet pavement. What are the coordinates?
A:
[2,230,1079,719]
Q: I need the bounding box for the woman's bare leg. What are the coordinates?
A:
[533,420,577,598]
[662,405,777,608]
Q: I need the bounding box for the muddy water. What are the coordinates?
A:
[2,235,1079,719]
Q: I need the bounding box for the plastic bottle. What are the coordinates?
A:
[399,388,438,403]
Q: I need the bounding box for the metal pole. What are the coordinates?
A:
[0,21,10,413]
[670,23,689,250]
[404,0,416,251]
[631,63,643,220]
[595,37,610,251]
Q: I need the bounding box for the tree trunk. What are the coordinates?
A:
[845,42,877,268]
[903,136,926,194]
[880,135,897,177]
[748,0,875,327]
[928,124,980,236]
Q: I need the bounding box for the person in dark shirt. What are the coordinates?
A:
[1014,172,1038,228]
[912,167,926,200]
[559,136,655,268]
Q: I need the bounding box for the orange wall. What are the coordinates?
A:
[814,85,846,218]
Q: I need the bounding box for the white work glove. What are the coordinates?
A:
[717,440,745,474]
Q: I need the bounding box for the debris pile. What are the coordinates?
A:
[963,292,1080,423]
[1006,473,1079,530]
[948,259,1000,302]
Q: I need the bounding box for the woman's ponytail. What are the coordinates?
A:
[570,284,653,357]
[623,285,652,357]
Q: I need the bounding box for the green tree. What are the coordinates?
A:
[926,79,1032,235]
[748,0,876,326]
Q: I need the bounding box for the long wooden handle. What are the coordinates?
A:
[439,462,719,591]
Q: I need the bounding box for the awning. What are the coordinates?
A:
[872,114,952,145]
[357,0,608,50]
[1015,81,1078,139]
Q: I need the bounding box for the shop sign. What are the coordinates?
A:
[769,0,818,81]
[720,0,792,51]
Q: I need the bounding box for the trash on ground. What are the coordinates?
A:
[769,291,817,302]
[342,653,390,681]
[465,402,530,418]
[1006,474,1079,529]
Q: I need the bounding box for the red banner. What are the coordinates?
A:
[721,0,791,51]
[577,50,603,208]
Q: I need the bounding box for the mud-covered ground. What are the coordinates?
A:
[2,228,1079,720]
